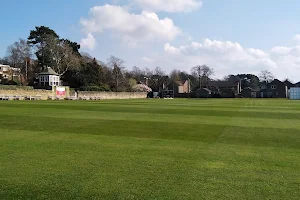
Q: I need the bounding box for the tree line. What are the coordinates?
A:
[0,26,283,92]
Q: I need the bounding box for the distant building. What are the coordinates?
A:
[0,64,21,80]
[194,88,212,98]
[241,87,258,98]
[170,80,191,94]
[260,79,288,98]
[37,67,61,88]
[241,79,288,98]
[208,80,241,98]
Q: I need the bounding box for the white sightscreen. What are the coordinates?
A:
[289,88,300,100]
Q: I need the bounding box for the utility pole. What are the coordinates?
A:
[25,58,28,82]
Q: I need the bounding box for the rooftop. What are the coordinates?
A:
[39,67,59,76]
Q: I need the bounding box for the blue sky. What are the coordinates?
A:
[1,0,300,80]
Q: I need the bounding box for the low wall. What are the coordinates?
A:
[0,89,53,100]
[77,91,147,99]
[0,86,147,100]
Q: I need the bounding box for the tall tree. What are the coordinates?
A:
[147,67,169,91]
[0,57,9,64]
[28,26,59,68]
[130,66,144,83]
[108,56,125,92]
[170,69,181,82]
[44,35,80,76]
[237,74,260,90]
[191,65,214,88]
[62,39,81,56]
[6,44,20,68]
[5,38,32,83]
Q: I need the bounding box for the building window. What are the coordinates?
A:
[271,85,277,89]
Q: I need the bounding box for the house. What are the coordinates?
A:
[0,64,21,81]
[260,79,287,98]
[208,80,241,98]
[194,88,212,98]
[241,79,289,98]
[168,80,191,95]
[175,80,191,94]
[241,87,259,98]
[37,67,61,89]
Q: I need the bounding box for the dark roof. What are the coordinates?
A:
[243,87,253,90]
[39,67,59,76]
[284,80,293,84]
[295,82,300,86]
[203,88,212,93]
[175,81,183,86]
[174,80,188,86]
[271,79,281,83]
[283,80,295,87]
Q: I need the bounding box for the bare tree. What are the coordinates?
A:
[143,67,153,77]
[45,35,80,76]
[108,56,125,92]
[170,69,181,82]
[191,65,214,88]
[5,38,32,83]
[259,70,274,83]
[130,66,143,82]
[147,67,169,91]
[6,45,21,68]
[0,57,9,64]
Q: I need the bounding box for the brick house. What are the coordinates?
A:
[170,80,191,94]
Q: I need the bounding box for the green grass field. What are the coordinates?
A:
[1,99,300,199]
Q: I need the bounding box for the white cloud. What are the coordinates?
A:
[141,56,153,62]
[247,48,268,58]
[160,38,300,81]
[164,43,181,54]
[80,33,96,50]
[294,34,300,43]
[131,0,202,12]
[80,4,182,45]
[270,46,291,55]
[78,3,300,82]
